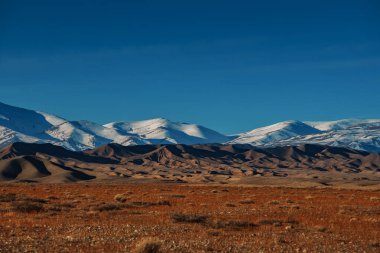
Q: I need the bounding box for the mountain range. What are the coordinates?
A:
[1,142,379,185]
[1,101,380,153]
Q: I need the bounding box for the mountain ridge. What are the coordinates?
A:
[0,142,378,184]
[1,102,380,152]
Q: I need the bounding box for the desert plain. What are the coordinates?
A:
[0,182,379,253]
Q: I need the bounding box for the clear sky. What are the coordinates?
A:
[0,0,379,134]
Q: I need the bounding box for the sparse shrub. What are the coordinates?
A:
[170,194,186,198]
[92,203,121,212]
[239,199,255,204]
[133,237,161,253]
[55,203,76,209]
[0,193,17,202]
[314,225,328,232]
[171,213,209,224]
[208,220,256,230]
[129,201,152,207]
[285,225,294,231]
[157,200,171,206]
[12,201,44,213]
[267,200,280,205]
[286,218,299,224]
[65,235,79,243]
[258,218,298,227]
[273,222,282,227]
[370,196,380,201]
[258,219,283,225]
[114,193,128,203]
[48,206,62,212]
[208,231,220,236]
[21,197,48,203]
[128,201,171,207]
[225,203,236,207]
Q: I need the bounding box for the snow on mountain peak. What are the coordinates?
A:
[0,102,55,137]
[228,120,321,145]
[1,101,380,152]
[305,119,380,131]
[104,118,230,145]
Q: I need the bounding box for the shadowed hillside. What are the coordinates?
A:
[0,142,378,186]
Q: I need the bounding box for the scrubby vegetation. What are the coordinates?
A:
[0,193,17,202]
[11,201,44,213]
[133,237,161,253]
[0,184,379,252]
[171,213,209,224]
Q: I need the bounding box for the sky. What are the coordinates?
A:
[0,0,380,134]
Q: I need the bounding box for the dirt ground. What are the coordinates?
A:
[0,183,379,252]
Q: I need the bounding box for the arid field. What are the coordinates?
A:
[0,183,379,252]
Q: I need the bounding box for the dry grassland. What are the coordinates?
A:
[0,183,379,252]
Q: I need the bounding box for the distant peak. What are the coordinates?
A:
[274,120,304,126]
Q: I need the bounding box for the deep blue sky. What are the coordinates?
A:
[0,0,379,134]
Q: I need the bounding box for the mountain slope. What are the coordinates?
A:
[0,102,232,150]
[0,142,379,184]
[0,102,120,150]
[87,142,380,175]
[0,155,95,182]
[0,125,43,148]
[228,121,321,145]
[0,102,59,138]
[228,120,380,152]
[1,101,380,153]
[305,119,380,131]
[273,122,380,153]
[45,120,132,150]
[104,118,231,145]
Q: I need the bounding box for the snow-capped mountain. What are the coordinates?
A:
[228,120,321,145]
[305,119,380,131]
[104,118,232,145]
[0,102,230,150]
[230,119,380,152]
[0,102,61,147]
[1,101,380,152]
[273,121,380,153]
[0,125,42,148]
[0,102,127,150]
